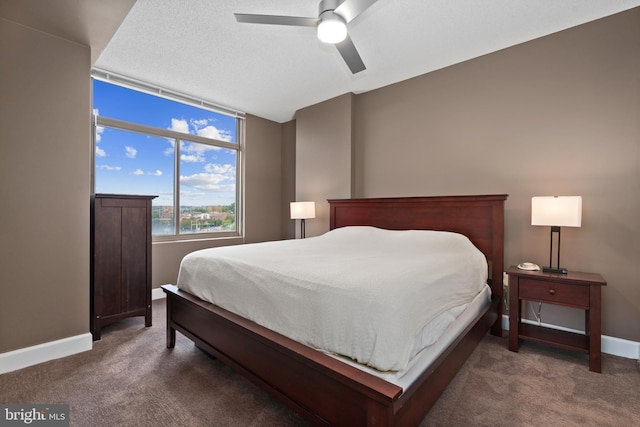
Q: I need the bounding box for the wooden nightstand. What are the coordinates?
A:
[506,266,607,372]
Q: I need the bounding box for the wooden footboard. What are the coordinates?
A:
[163,284,496,426]
[163,284,403,426]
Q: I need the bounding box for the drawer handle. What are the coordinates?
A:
[548,289,556,295]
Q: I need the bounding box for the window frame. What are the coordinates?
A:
[91,76,244,242]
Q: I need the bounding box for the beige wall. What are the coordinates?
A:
[295,93,355,238]
[281,120,297,240]
[244,114,284,244]
[296,9,640,342]
[0,18,91,352]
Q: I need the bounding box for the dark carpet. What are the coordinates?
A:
[1,299,638,426]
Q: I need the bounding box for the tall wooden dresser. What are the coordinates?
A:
[91,194,157,340]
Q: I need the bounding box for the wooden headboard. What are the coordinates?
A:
[328,194,508,323]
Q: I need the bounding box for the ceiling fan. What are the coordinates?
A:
[234,0,379,74]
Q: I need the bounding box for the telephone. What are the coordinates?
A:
[517,262,540,271]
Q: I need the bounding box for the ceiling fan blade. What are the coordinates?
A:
[234,13,318,27]
[335,35,366,74]
[334,0,378,23]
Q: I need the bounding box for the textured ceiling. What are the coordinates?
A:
[91,0,640,123]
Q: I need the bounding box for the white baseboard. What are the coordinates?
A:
[152,287,166,300]
[601,335,640,360]
[1,291,167,375]
[501,315,640,360]
[0,333,93,375]
[3,310,635,376]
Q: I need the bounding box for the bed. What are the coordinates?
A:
[162,194,507,426]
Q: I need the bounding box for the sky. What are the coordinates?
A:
[93,79,238,207]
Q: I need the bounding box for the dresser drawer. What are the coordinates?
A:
[519,278,589,308]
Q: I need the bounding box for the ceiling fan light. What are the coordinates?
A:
[317,12,347,44]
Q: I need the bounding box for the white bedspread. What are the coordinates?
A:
[177,226,488,372]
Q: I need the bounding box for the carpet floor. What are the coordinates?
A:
[1,299,638,426]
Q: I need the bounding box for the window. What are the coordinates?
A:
[92,75,243,239]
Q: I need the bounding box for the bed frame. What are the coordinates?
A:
[162,194,507,426]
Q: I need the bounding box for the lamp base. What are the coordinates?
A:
[542,266,569,274]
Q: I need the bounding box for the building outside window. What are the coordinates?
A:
[92,75,243,239]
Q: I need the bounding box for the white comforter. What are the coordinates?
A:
[177,226,488,372]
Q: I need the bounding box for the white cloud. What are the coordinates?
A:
[125,146,137,159]
[164,144,175,156]
[191,118,208,127]
[95,124,105,143]
[179,141,220,163]
[196,125,233,142]
[204,163,235,174]
[168,117,233,142]
[180,172,235,191]
[132,168,162,176]
[181,154,202,163]
[95,146,106,157]
[169,118,189,134]
[97,165,121,171]
[180,161,235,193]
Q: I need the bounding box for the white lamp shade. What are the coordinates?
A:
[290,201,316,220]
[317,12,347,44]
[531,196,582,227]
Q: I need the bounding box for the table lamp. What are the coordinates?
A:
[531,196,582,274]
[290,201,315,238]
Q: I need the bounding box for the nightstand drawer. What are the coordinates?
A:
[519,278,589,308]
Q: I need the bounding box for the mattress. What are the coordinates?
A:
[177,226,488,372]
